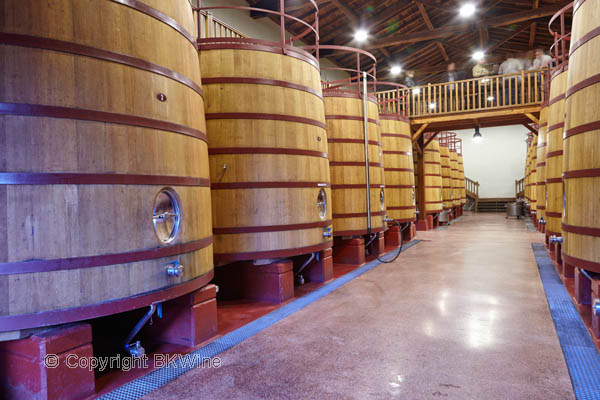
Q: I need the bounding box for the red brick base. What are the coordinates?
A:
[302,248,334,283]
[145,284,218,347]
[332,237,365,266]
[214,260,294,304]
[0,324,95,400]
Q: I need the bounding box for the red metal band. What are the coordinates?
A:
[214,241,333,263]
[325,115,380,126]
[331,184,385,189]
[570,27,600,59]
[548,122,565,132]
[563,169,600,179]
[566,73,600,99]
[425,161,441,165]
[546,150,564,158]
[208,147,328,159]
[424,186,442,189]
[546,177,563,183]
[0,270,214,332]
[322,90,378,103]
[387,206,416,210]
[201,77,322,98]
[0,236,213,276]
[536,162,546,167]
[197,38,319,70]
[536,181,546,185]
[562,223,600,237]
[539,122,548,128]
[548,93,565,106]
[384,168,414,173]
[381,133,411,139]
[424,149,440,153]
[328,138,380,146]
[424,174,441,177]
[440,155,450,158]
[329,161,384,168]
[110,0,196,45]
[546,211,562,218]
[565,121,600,138]
[379,114,409,122]
[0,33,203,97]
[386,184,415,188]
[213,220,332,234]
[383,151,412,156]
[442,186,453,188]
[562,252,600,274]
[538,205,546,210]
[332,227,386,236]
[551,66,568,81]
[206,112,326,129]
[387,218,415,223]
[0,102,207,143]
[532,169,537,173]
[0,173,209,186]
[211,181,330,189]
[333,211,386,218]
[530,199,537,202]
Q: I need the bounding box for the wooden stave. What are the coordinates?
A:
[424,139,443,213]
[325,96,386,235]
[0,0,213,330]
[536,105,549,220]
[199,46,333,260]
[546,70,568,235]
[562,0,600,270]
[440,145,454,209]
[380,117,416,221]
[449,150,460,207]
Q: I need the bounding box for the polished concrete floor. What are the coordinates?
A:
[143,212,574,399]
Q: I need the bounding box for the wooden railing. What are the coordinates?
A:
[377,69,548,118]
[195,10,247,39]
[465,177,480,212]
[515,178,525,199]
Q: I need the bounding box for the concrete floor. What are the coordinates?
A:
[143,212,574,399]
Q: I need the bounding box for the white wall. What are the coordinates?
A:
[454,125,528,199]
[198,0,348,82]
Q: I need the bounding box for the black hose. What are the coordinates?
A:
[368,219,411,263]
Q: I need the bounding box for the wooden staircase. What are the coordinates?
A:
[477,198,514,212]
[465,177,480,212]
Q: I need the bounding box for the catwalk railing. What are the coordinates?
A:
[515,178,525,199]
[376,69,549,118]
[465,177,480,212]
[196,10,246,39]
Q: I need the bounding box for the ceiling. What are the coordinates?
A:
[249,0,572,84]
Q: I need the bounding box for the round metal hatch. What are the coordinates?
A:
[152,188,182,244]
[317,188,327,220]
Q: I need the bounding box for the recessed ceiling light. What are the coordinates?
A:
[429,102,437,110]
[354,29,369,43]
[390,65,402,75]
[412,88,421,95]
[459,3,476,17]
[487,96,495,101]
[472,50,485,61]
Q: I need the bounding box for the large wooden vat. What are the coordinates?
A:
[440,145,453,209]
[0,0,213,338]
[424,138,444,214]
[457,154,466,205]
[529,136,538,213]
[536,103,549,222]
[198,40,332,262]
[546,69,568,238]
[380,115,416,222]
[562,0,600,271]
[325,93,386,235]
[450,150,461,207]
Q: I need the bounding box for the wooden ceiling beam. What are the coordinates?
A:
[366,3,569,49]
[330,0,358,24]
[416,1,450,62]
[528,0,540,48]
